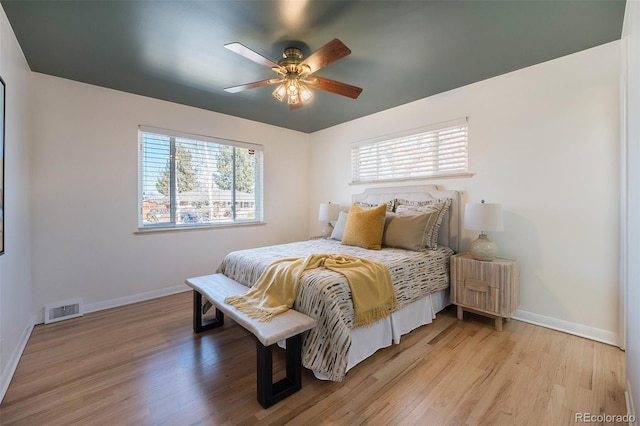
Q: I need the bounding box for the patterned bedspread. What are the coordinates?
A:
[217,239,453,381]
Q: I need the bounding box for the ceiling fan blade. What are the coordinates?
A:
[307,76,363,99]
[224,78,281,93]
[224,42,283,71]
[300,39,351,74]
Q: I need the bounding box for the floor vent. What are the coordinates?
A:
[45,298,84,324]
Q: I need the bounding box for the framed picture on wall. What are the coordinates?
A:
[0,77,5,255]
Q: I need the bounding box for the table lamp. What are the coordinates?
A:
[464,200,503,261]
[318,202,340,238]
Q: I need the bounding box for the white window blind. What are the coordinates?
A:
[351,118,468,183]
[138,126,263,229]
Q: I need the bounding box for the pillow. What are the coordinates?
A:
[382,211,441,251]
[341,203,387,250]
[395,197,451,209]
[330,210,349,240]
[357,200,395,212]
[395,198,452,249]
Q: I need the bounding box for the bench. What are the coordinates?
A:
[185,273,317,408]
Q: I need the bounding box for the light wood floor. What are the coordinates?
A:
[0,291,626,425]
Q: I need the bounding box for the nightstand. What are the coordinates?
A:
[450,252,520,331]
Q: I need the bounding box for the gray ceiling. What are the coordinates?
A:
[1,0,626,133]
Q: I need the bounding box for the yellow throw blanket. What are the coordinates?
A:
[224,253,398,327]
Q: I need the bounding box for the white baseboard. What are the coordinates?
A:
[34,284,191,324]
[0,317,35,403]
[84,284,191,314]
[512,309,619,346]
[627,384,638,426]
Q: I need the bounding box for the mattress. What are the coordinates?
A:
[217,238,453,381]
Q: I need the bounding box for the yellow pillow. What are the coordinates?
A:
[341,203,387,250]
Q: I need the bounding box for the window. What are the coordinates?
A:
[138,126,263,229]
[351,118,468,183]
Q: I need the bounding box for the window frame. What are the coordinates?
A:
[350,118,470,184]
[137,126,264,231]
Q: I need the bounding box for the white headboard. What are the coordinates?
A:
[352,185,461,252]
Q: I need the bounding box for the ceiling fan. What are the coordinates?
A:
[224,39,363,110]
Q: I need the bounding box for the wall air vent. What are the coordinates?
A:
[44,298,84,324]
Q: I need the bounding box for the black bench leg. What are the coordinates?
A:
[256,334,303,409]
[193,290,224,333]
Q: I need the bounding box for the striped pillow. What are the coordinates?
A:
[395,198,452,249]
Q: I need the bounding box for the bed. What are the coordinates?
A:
[215,185,460,381]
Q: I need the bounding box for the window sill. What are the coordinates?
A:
[134,221,266,235]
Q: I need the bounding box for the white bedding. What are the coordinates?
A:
[317,287,449,380]
[217,238,453,381]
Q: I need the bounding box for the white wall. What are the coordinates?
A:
[622,0,640,420]
[309,42,620,344]
[30,74,311,321]
[0,7,34,400]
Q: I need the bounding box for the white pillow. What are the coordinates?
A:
[330,210,349,240]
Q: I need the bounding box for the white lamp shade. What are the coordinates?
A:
[464,202,503,232]
[318,203,340,222]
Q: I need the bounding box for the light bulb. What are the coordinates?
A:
[299,84,313,102]
[272,84,286,102]
[287,80,298,95]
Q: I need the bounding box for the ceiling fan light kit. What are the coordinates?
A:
[224,39,362,109]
